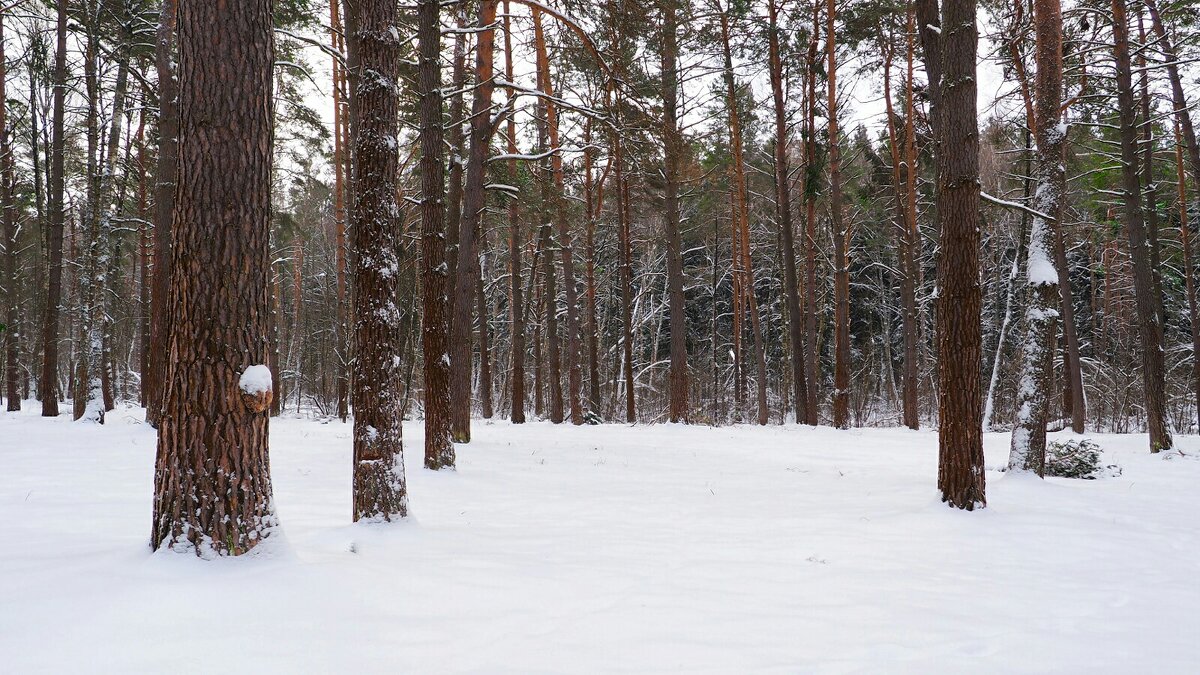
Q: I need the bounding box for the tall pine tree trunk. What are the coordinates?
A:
[532,9,583,425]
[40,0,68,418]
[346,0,409,516]
[1110,0,1172,452]
[503,2,525,424]
[151,0,279,553]
[146,0,178,426]
[1009,0,1067,475]
[450,0,499,441]
[417,0,454,468]
[662,0,689,423]
[1,15,18,412]
[768,0,807,425]
[718,3,768,425]
[931,0,986,508]
[827,0,850,429]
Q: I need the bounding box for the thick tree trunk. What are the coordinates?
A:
[1009,0,1066,475]
[417,0,454,468]
[662,0,689,423]
[151,0,278,553]
[346,0,410,516]
[1110,0,1172,452]
[40,0,69,418]
[768,0,807,425]
[933,0,986,508]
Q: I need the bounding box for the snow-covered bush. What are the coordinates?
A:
[1045,438,1120,479]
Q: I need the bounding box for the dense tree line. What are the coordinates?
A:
[2,0,1199,550]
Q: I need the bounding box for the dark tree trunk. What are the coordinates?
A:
[417,0,453,468]
[477,237,493,419]
[330,0,350,422]
[503,1,525,424]
[616,132,635,422]
[1110,0,1172,452]
[146,0,178,427]
[802,9,820,424]
[450,0,499,441]
[40,0,68,418]
[768,0,807,426]
[135,110,150,410]
[827,0,850,429]
[932,0,986,508]
[1173,120,1200,431]
[151,0,279,553]
[718,4,768,426]
[662,0,689,423]
[900,6,921,430]
[1,15,16,412]
[531,9,583,425]
[346,0,409,515]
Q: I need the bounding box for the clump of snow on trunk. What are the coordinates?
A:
[239,364,274,413]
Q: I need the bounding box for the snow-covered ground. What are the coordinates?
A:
[2,405,1197,674]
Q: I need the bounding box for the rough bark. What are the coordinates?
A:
[450,0,499,440]
[417,0,454,468]
[346,0,410,515]
[1009,0,1066,476]
[151,0,278,553]
[1110,0,1172,452]
[933,0,986,508]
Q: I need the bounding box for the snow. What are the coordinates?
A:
[238,364,273,395]
[2,406,1198,673]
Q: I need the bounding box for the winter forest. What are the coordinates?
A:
[2,0,1199,671]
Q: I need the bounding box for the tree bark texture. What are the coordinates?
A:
[347,0,411,515]
[151,0,278,553]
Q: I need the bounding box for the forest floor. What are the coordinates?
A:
[2,404,1198,673]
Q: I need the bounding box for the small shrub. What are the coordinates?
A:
[1046,438,1120,479]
